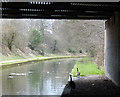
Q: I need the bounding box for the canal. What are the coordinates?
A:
[2,58,80,95]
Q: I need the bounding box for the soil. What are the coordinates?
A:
[61,75,120,97]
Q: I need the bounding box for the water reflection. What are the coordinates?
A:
[2,58,79,95]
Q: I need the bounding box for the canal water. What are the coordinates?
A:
[2,58,80,95]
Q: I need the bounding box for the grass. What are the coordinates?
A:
[0,54,44,61]
[0,53,79,61]
[0,55,85,67]
[71,57,105,77]
[0,55,23,61]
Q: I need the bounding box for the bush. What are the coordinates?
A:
[39,49,44,56]
[68,48,76,54]
[79,50,83,53]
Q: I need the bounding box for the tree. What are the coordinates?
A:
[52,40,59,54]
[28,29,42,50]
[7,32,16,51]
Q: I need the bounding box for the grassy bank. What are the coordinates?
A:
[71,57,104,77]
[0,55,86,68]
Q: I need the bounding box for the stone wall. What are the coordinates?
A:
[105,12,120,86]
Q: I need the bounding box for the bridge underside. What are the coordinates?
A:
[1,2,120,20]
[1,2,120,86]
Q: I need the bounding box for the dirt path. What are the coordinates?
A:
[61,75,120,97]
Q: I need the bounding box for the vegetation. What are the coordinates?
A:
[67,48,76,54]
[79,50,83,53]
[0,55,23,61]
[28,29,43,50]
[1,55,84,67]
[1,19,104,67]
[71,57,104,77]
[52,40,59,54]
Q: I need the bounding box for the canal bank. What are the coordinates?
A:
[0,55,86,69]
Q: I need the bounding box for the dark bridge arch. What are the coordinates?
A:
[1,2,120,86]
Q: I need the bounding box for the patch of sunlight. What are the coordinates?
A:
[71,57,104,77]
